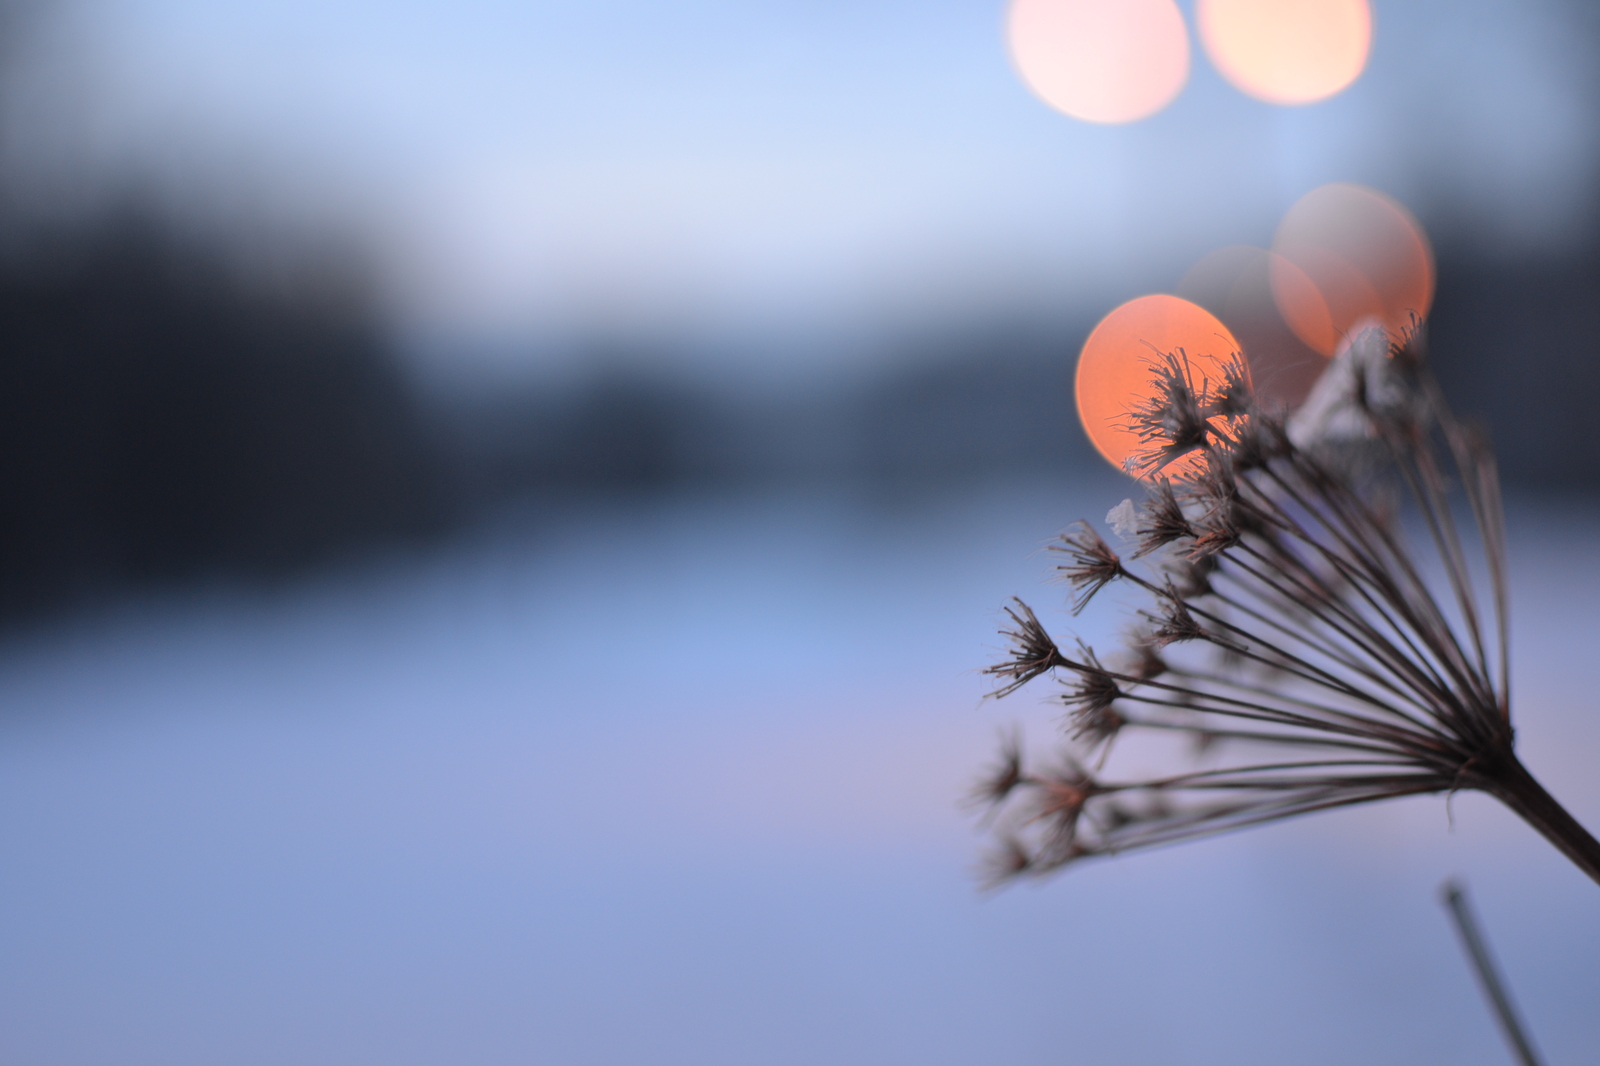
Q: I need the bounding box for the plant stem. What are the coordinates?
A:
[1440,880,1545,1066]
[1486,753,1600,886]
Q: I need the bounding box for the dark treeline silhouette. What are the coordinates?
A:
[429,324,1102,504]
[0,0,1595,622]
[3,184,1599,625]
[436,222,1600,496]
[0,210,451,617]
[1431,232,1600,487]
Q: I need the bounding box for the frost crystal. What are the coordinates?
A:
[1106,499,1138,541]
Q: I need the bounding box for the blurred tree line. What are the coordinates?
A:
[2,195,1598,624]
[0,210,450,614]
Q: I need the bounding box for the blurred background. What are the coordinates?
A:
[0,0,1596,1062]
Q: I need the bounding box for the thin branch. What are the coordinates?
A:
[1440,881,1546,1066]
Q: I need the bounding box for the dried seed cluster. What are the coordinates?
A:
[978,325,1600,886]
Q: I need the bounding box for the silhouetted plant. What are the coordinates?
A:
[978,324,1600,886]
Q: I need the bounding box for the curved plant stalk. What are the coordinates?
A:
[977,326,1600,886]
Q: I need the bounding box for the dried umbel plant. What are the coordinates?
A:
[978,325,1600,886]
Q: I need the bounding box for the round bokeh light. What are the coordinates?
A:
[1007,0,1190,124]
[1075,294,1244,477]
[1270,183,1434,355]
[1197,0,1371,105]
[1178,245,1329,411]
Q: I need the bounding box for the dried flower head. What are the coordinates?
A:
[1213,351,1254,419]
[1049,521,1124,614]
[970,728,1026,807]
[983,600,1066,698]
[1131,478,1192,558]
[977,327,1600,885]
[1059,644,1124,746]
[1117,634,1169,682]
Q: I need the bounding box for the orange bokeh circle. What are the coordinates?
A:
[1177,245,1329,411]
[1270,183,1434,355]
[1007,0,1189,124]
[1075,294,1243,476]
[1198,0,1371,105]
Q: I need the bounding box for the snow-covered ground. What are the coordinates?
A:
[0,482,1594,1065]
